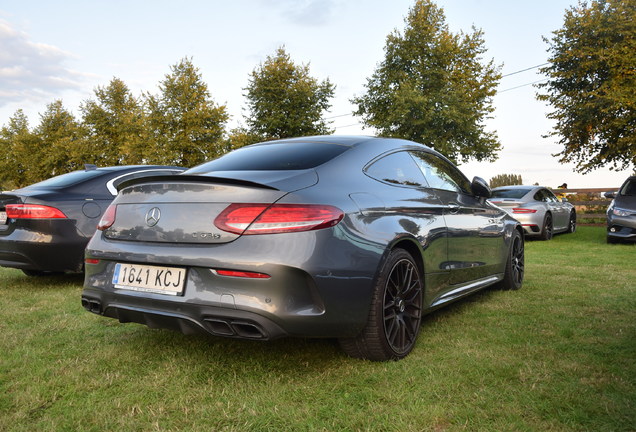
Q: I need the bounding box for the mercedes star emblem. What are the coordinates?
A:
[145,207,161,227]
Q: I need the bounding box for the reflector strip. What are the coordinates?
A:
[213,269,271,279]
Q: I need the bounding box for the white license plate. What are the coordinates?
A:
[0,211,6,224]
[112,263,186,295]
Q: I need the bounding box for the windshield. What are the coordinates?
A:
[186,142,349,174]
[25,170,104,189]
[620,179,636,196]
[491,188,532,199]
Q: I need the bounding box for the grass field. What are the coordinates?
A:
[0,226,634,431]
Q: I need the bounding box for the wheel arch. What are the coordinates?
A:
[384,235,425,278]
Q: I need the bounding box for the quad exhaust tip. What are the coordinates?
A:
[81,298,101,314]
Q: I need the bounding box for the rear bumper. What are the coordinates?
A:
[81,293,288,340]
[521,224,541,236]
[82,230,382,339]
[0,222,87,272]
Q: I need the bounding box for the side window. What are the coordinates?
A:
[410,151,471,194]
[545,189,559,202]
[534,189,553,202]
[365,151,428,188]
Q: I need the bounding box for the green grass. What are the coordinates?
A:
[1,226,634,431]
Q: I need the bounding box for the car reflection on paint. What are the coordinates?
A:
[82,136,524,361]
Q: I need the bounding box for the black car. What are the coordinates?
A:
[605,176,636,243]
[0,165,184,276]
[82,136,524,361]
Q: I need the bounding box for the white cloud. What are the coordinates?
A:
[274,0,340,26]
[0,19,84,107]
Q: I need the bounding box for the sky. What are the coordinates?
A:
[0,0,632,189]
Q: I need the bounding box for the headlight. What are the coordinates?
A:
[612,207,631,217]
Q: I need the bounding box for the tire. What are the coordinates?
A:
[496,229,524,290]
[339,249,423,361]
[540,213,553,241]
[567,211,576,233]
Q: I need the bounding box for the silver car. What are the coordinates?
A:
[489,185,576,240]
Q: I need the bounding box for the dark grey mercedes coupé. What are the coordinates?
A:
[82,136,524,361]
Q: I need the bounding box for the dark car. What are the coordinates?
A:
[605,176,636,243]
[0,165,184,276]
[82,136,524,361]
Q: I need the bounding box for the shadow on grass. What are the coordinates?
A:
[0,268,84,290]
[90,284,503,373]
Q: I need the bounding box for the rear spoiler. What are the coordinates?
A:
[117,174,279,193]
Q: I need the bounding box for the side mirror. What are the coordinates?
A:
[604,191,616,199]
[561,198,569,203]
[471,176,492,198]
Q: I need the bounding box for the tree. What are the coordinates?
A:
[244,47,335,139]
[352,0,502,164]
[489,173,523,188]
[34,100,87,179]
[0,110,41,188]
[145,58,228,166]
[537,0,636,173]
[80,78,147,165]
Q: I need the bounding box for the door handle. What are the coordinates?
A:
[447,203,460,214]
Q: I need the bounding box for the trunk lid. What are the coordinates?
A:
[103,175,307,244]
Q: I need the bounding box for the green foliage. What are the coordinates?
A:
[352,0,502,163]
[80,78,147,165]
[34,101,87,178]
[0,110,41,188]
[244,47,335,139]
[225,126,265,150]
[537,0,636,173]
[489,173,523,188]
[145,58,229,167]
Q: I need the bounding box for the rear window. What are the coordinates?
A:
[186,142,349,173]
[491,188,532,199]
[26,170,105,188]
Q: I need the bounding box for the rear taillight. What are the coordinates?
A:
[97,204,117,231]
[5,204,67,219]
[215,203,344,235]
[512,208,537,214]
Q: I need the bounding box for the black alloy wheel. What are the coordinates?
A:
[339,249,423,361]
[497,229,524,290]
[540,213,553,240]
[567,211,577,233]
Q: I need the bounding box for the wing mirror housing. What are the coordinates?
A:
[604,191,617,199]
[471,176,492,198]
